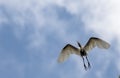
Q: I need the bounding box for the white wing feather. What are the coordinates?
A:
[58,44,80,63]
[84,37,110,53]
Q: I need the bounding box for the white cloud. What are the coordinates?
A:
[0,0,69,47]
[81,0,120,41]
[1,0,120,42]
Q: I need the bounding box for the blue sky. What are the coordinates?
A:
[0,0,120,78]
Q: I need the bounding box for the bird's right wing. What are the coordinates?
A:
[84,37,110,53]
[58,44,80,63]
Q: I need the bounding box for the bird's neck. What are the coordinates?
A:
[80,49,87,56]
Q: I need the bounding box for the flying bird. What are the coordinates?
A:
[58,37,110,70]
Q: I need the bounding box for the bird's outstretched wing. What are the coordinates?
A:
[84,37,110,53]
[58,44,80,63]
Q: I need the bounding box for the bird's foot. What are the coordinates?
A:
[88,62,91,69]
[84,64,87,70]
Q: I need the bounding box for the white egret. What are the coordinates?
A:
[58,37,110,70]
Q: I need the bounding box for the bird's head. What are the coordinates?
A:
[77,41,82,48]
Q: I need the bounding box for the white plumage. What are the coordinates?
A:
[58,37,110,70]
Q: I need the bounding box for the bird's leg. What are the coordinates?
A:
[86,56,91,69]
[82,56,87,70]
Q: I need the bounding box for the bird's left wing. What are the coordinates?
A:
[84,37,110,53]
[58,44,80,63]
